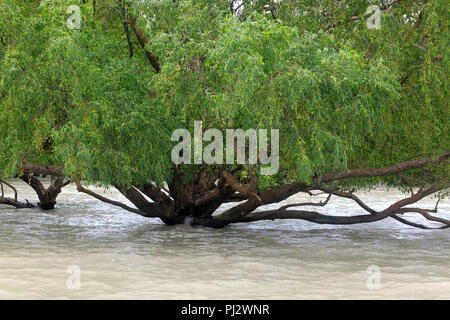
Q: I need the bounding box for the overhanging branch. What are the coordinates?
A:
[21,162,63,176]
[0,178,18,201]
[124,17,160,72]
[317,152,449,184]
[75,181,149,217]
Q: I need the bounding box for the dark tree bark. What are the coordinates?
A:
[21,174,68,210]
[1,162,69,210]
[74,153,449,229]
[119,0,134,58]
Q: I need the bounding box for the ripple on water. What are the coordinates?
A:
[0,179,449,299]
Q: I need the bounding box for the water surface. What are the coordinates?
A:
[0,179,449,299]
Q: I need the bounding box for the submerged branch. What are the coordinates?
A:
[119,0,134,58]
[0,197,35,208]
[201,183,448,229]
[278,192,332,210]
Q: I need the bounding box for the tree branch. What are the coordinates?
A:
[141,182,174,207]
[222,171,260,201]
[124,17,160,72]
[0,178,18,201]
[203,182,309,227]
[119,0,134,58]
[278,192,332,210]
[114,184,176,220]
[392,214,446,229]
[317,152,449,184]
[75,181,150,217]
[0,197,35,208]
[21,162,63,176]
[204,183,446,228]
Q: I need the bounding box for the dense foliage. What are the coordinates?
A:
[0,1,448,227]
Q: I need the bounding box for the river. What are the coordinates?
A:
[0,179,449,299]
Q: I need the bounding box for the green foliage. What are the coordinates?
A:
[0,0,447,190]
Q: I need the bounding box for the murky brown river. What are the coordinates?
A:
[0,179,449,299]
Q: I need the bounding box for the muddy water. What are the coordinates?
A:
[0,179,449,299]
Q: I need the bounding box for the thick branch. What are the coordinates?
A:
[204,182,309,227]
[141,182,173,208]
[193,177,235,217]
[114,184,178,223]
[317,153,449,184]
[278,193,332,210]
[222,171,260,201]
[21,162,63,176]
[22,174,65,210]
[206,184,445,228]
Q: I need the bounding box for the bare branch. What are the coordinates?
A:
[21,162,63,176]
[222,171,261,202]
[317,152,449,184]
[75,181,149,217]
[206,184,446,228]
[62,179,71,187]
[396,207,450,227]
[141,182,174,207]
[318,187,377,214]
[0,178,18,201]
[114,184,175,219]
[316,186,446,228]
[0,197,35,208]
[391,215,446,229]
[279,193,332,210]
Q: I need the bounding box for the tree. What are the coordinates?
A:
[0,0,448,228]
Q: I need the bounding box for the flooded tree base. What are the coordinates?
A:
[1,181,449,299]
[2,153,448,230]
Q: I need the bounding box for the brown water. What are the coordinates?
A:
[0,179,449,299]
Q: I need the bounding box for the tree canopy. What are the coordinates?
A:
[0,0,448,228]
